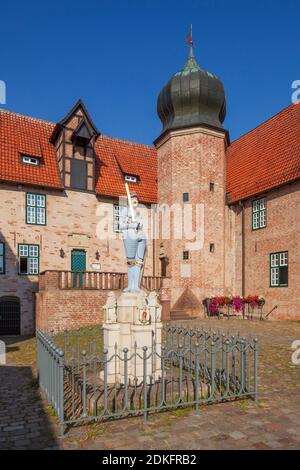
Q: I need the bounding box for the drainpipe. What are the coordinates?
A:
[152,204,157,277]
[239,200,245,297]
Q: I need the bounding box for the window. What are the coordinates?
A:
[183,251,189,260]
[26,193,46,225]
[21,155,40,166]
[18,244,39,275]
[252,197,266,230]
[270,251,288,287]
[210,243,215,253]
[124,175,137,183]
[0,242,5,274]
[183,193,189,203]
[113,204,121,232]
[70,159,87,190]
[210,183,215,192]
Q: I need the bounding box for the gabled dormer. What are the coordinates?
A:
[50,99,100,191]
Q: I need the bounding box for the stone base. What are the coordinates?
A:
[102,290,162,384]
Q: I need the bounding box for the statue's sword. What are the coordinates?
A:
[125,182,136,222]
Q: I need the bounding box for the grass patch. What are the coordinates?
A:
[170,407,191,417]
[30,377,39,387]
[45,404,57,417]
[52,325,104,359]
[238,400,250,410]
[1,335,37,367]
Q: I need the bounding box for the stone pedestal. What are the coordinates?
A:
[102,290,162,384]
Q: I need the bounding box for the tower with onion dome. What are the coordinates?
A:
[155,27,230,319]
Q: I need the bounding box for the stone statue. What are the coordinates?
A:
[103,291,117,323]
[120,188,146,292]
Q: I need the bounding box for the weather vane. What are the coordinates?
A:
[186,24,193,47]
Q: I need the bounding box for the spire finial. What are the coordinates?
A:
[183,24,199,72]
[186,24,194,57]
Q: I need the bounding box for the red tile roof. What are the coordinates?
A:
[95,135,157,203]
[1,103,299,205]
[0,110,63,190]
[0,110,157,203]
[226,104,300,203]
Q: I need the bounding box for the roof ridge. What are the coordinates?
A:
[100,133,155,150]
[0,109,156,150]
[0,108,56,126]
[229,102,296,146]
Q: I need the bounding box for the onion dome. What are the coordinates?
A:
[157,30,226,135]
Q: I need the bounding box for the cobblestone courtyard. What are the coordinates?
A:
[1,319,300,450]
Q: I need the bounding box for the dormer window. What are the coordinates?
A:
[72,121,92,146]
[124,175,137,183]
[21,155,40,166]
[50,99,99,192]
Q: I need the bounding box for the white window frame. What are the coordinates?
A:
[26,193,46,225]
[252,197,266,230]
[270,251,288,287]
[124,175,137,183]
[18,244,39,275]
[22,155,40,166]
[113,204,121,233]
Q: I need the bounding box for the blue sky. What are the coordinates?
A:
[0,0,299,144]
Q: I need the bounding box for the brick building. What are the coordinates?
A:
[0,42,299,334]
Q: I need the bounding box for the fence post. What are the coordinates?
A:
[225,339,230,396]
[211,341,216,398]
[58,350,65,438]
[36,332,40,384]
[81,350,87,418]
[204,331,208,379]
[103,348,108,412]
[254,337,259,402]
[123,348,129,411]
[221,334,225,376]
[161,345,166,405]
[178,343,183,402]
[143,346,148,424]
[240,338,246,393]
[231,335,236,388]
[195,342,200,412]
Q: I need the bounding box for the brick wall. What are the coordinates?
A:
[36,289,107,334]
[0,184,156,334]
[233,180,300,320]
[36,271,171,334]
[156,126,229,317]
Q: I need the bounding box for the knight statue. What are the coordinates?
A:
[120,186,146,292]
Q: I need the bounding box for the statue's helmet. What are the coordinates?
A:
[130,193,139,201]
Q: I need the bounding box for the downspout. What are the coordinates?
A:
[239,200,245,297]
[152,204,157,277]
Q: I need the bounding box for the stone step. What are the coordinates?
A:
[170,310,199,321]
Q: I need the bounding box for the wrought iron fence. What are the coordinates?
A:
[37,326,259,437]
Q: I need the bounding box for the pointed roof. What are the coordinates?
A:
[156,29,226,137]
[50,99,100,143]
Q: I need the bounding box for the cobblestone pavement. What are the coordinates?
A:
[1,319,300,450]
[0,338,57,450]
